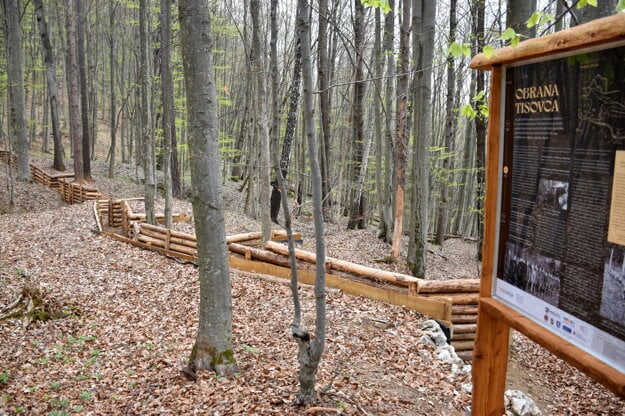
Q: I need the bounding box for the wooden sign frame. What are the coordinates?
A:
[470,14,625,415]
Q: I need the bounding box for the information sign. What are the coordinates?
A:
[495,43,625,374]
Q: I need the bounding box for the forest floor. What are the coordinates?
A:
[1,156,624,415]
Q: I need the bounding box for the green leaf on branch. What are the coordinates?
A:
[526,11,555,28]
[460,104,477,119]
[447,42,471,57]
[500,27,523,47]
[361,0,391,13]
[482,45,496,59]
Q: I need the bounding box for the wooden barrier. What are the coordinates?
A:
[415,278,480,361]
[2,151,479,359]
[1,150,106,204]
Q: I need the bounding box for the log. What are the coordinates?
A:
[136,233,166,248]
[451,314,479,324]
[452,305,479,315]
[168,242,197,257]
[457,351,473,362]
[264,241,420,287]
[452,323,477,334]
[420,293,479,305]
[229,243,294,269]
[471,14,625,70]
[417,279,480,294]
[451,340,475,351]
[451,332,476,342]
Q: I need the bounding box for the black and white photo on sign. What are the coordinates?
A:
[600,246,625,326]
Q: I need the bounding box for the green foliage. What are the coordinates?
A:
[361,0,391,13]
[447,42,471,58]
[0,370,9,384]
[577,0,598,8]
[617,0,625,11]
[500,27,523,47]
[526,11,555,29]
[459,90,489,121]
[482,45,496,59]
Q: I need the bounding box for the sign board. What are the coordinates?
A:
[470,13,625,415]
[495,43,625,375]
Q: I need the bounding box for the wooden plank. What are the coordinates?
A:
[471,14,625,70]
[481,297,625,398]
[471,302,510,416]
[229,256,452,320]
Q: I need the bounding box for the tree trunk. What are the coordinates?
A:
[108,1,116,179]
[318,0,333,220]
[379,2,395,243]
[140,0,156,224]
[573,0,616,24]
[3,0,30,181]
[407,0,436,277]
[390,0,411,260]
[473,0,486,261]
[293,0,327,404]
[506,0,536,38]
[250,0,272,244]
[178,0,237,377]
[65,0,84,183]
[33,0,65,172]
[76,0,91,181]
[347,0,368,230]
[434,0,457,247]
[160,0,174,228]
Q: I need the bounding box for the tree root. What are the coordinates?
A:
[0,284,65,328]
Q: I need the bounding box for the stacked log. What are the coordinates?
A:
[415,278,480,361]
[264,240,420,296]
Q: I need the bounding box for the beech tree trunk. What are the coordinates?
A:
[434,0,457,247]
[140,0,155,224]
[379,1,395,242]
[108,0,116,179]
[293,0,327,404]
[65,0,84,183]
[160,0,174,228]
[407,0,436,277]
[390,0,411,260]
[250,0,272,244]
[76,0,91,181]
[3,0,30,181]
[33,0,65,172]
[347,0,368,230]
[178,0,237,377]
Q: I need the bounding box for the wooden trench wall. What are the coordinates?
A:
[1,150,480,360]
[0,150,105,203]
[95,198,480,360]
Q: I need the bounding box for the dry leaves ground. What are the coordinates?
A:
[1,159,623,415]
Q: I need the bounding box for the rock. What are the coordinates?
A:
[504,390,542,416]
[420,319,449,347]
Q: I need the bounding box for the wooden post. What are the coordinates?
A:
[472,65,505,416]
